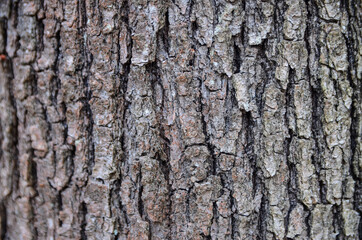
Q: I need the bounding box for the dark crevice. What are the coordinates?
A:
[191,20,198,40]
[0,5,21,238]
[255,40,273,118]
[242,110,259,197]
[138,171,144,218]
[114,172,130,231]
[29,154,39,194]
[0,18,7,55]
[119,0,131,73]
[332,204,345,239]
[148,222,153,240]
[306,0,326,204]
[78,0,95,177]
[109,2,131,237]
[341,0,361,225]
[158,10,170,55]
[310,72,327,204]
[1,2,20,198]
[223,78,232,136]
[146,61,159,85]
[230,190,239,240]
[240,23,245,47]
[146,61,173,232]
[257,193,268,240]
[0,201,6,240]
[210,0,219,26]
[57,192,63,226]
[120,60,131,163]
[254,43,273,240]
[202,232,211,240]
[27,103,39,240]
[233,41,241,74]
[209,201,218,239]
[304,0,313,56]
[356,180,362,238]
[118,57,131,237]
[35,10,44,54]
[137,167,152,240]
[155,151,171,192]
[276,0,289,39]
[285,155,298,236]
[137,164,152,239]
[119,2,131,205]
[50,21,61,107]
[185,187,192,222]
[188,46,195,67]
[303,203,312,238]
[96,0,103,29]
[80,201,88,240]
[65,144,76,187]
[229,80,239,109]
[82,98,95,176]
[284,67,297,237]
[1,55,19,197]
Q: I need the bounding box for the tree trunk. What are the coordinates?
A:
[0,0,361,239]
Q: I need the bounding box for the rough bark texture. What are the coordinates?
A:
[0,0,361,239]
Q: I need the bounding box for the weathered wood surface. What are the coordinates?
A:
[0,0,361,239]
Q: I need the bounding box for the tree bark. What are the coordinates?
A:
[0,0,361,239]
